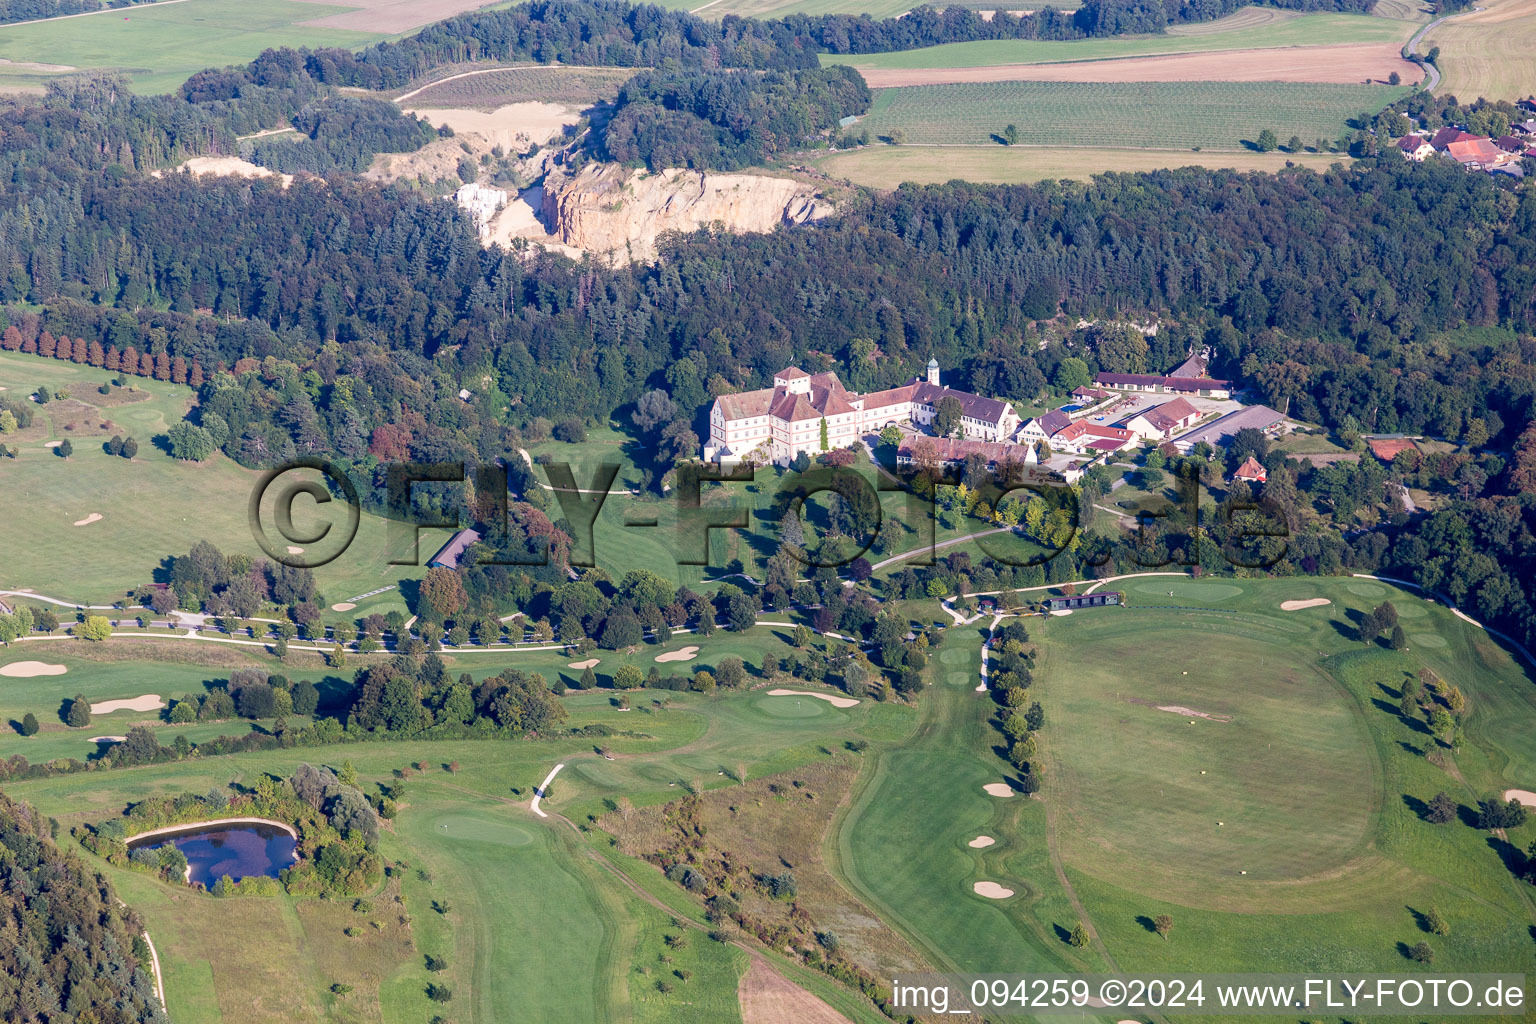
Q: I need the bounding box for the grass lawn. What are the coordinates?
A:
[821,11,1414,70]
[817,145,1350,187]
[855,80,1413,150]
[0,350,423,612]
[0,0,382,95]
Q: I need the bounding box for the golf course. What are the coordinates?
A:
[3,569,1533,1022]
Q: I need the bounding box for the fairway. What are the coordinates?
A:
[821,11,1415,70]
[817,145,1350,186]
[0,0,381,94]
[856,80,1412,150]
[1040,610,1377,898]
[0,351,424,610]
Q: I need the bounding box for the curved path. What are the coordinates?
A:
[1403,5,1484,91]
[530,762,565,818]
[871,526,1014,571]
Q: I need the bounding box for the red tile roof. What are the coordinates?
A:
[1430,127,1477,151]
[1447,138,1504,165]
[1233,455,1267,481]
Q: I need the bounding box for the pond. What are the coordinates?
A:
[129,822,297,887]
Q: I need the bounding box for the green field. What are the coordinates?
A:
[822,10,1414,70]
[857,80,1413,149]
[397,64,638,109]
[818,145,1351,186]
[0,350,423,612]
[0,0,382,95]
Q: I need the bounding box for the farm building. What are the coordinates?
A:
[1118,397,1200,441]
[1430,127,1478,151]
[1171,404,1284,453]
[1395,135,1434,161]
[428,528,482,570]
[1048,419,1135,456]
[1232,455,1267,484]
[1093,372,1231,399]
[1046,591,1122,611]
[1168,353,1209,377]
[1446,138,1512,171]
[1020,409,1072,442]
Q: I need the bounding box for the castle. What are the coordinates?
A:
[703,359,1021,465]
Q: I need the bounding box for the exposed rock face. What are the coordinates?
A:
[539,162,833,263]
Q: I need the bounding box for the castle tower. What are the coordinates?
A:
[927,357,940,386]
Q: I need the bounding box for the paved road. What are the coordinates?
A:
[1404,6,1484,92]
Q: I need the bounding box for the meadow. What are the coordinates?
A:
[0,350,423,612]
[820,10,1415,70]
[817,145,1350,187]
[855,80,1413,149]
[0,0,385,94]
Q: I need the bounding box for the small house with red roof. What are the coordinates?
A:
[1232,455,1267,484]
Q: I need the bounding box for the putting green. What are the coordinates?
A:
[1346,582,1388,598]
[1131,580,1243,602]
[753,694,831,718]
[939,647,971,665]
[431,813,535,847]
[1394,603,1428,618]
[1409,633,1448,648]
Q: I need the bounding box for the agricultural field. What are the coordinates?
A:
[0,350,424,611]
[854,80,1413,149]
[820,10,1417,71]
[0,0,386,95]
[394,64,638,109]
[1420,0,1536,100]
[817,144,1349,186]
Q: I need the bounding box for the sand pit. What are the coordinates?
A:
[983,783,1014,797]
[1155,704,1233,722]
[330,603,356,612]
[568,658,601,670]
[853,43,1420,88]
[90,694,164,715]
[0,661,67,678]
[286,546,304,555]
[88,736,126,743]
[973,881,1014,898]
[404,102,579,151]
[968,835,996,848]
[179,156,293,186]
[1504,790,1536,807]
[43,440,62,448]
[766,689,861,708]
[72,512,103,527]
[1049,609,1074,616]
[1280,598,1331,611]
[655,646,700,663]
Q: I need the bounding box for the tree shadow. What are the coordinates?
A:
[1135,915,1158,934]
[1487,836,1528,878]
[1395,940,1419,961]
[1407,905,1433,933]
[1401,793,1430,820]
[1053,923,1074,944]
[1456,802,1483,828]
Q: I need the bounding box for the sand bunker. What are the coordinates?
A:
[286,546,304,555]
[73,512,102,527]
[1504,790,1536,807]
[1049,609,1073,616]
[655,646,700,663]
[973,881,1014,898]
[404,102,578,151]
[1280,598,1331,611]
[766,689,860,708]
[44,440,62,448]
[1155,704,1233,722]
[88,736,126,743]
[983,783,1014,797]
[330,603,356,612]
[853,42,1418,87]
[568,658,601,670]
[0,661,67,678]
[179,156,293,186]
[968,835,996,848]
[90,694,164,715]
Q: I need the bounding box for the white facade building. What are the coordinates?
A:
[704,359,1022,465]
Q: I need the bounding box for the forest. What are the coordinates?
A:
[601,65,870,170]
[0,790,167,1022]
